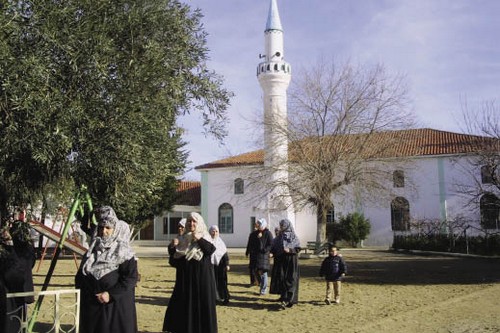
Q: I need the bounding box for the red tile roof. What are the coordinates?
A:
[195,128,499,170]
[176,181,201,206]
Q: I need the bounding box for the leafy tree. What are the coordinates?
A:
[0,0,232,223]
[338,212,371,248]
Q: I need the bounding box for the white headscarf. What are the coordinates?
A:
[81,206,135,280]
[178,212,210,261]
[209,225,227,265]
[257,218,268,230]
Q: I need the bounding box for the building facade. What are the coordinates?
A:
[196,128,500,247]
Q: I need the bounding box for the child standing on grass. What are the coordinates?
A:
[319,246,347,305]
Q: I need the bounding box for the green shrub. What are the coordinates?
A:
[338,212,371,248]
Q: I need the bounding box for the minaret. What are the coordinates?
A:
[257,0,295,226]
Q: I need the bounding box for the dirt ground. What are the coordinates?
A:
[32,249,500,333]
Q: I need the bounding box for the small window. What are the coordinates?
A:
[250,216,256,232]
[326,208,335,223]
[218,203,233,233]
[163,217,169,235]
[391,197,410,231]
[234,178,244,194]
[393,170,405,188]
[481,165,493,184]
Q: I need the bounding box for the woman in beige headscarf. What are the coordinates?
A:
[163,212,218,333]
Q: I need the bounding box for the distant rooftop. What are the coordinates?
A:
[176,180,200,206]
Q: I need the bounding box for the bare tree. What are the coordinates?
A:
[456,98,500,228]
[252,58,417,243]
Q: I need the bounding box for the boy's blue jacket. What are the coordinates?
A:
[319,255,347,281]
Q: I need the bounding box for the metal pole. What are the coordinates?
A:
[27,193,81,332]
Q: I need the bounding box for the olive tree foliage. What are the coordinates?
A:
[0,0,232,223]
[456,99,500,217]
[258,58,416,243]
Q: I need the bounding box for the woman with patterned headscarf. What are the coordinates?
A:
[271,218,301,310]
[75,206,138,333]
[163,212,218,333]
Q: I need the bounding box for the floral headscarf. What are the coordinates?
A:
[81,206,135,280]
[279,218,301,250]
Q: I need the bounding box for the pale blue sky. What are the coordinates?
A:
[179,0,500,180]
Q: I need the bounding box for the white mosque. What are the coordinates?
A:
[151,0,499,247]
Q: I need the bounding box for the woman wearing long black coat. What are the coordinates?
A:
[251,218,273,295]
[75,206,138,333]
[1,222,30,333]
[209,225,230,305]
[163,212,218,333]
[271,219,301,309]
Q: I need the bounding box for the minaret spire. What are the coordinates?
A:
[266,0,283,31]
[257,0,295,227]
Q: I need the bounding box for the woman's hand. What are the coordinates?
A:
[96,291,110,304]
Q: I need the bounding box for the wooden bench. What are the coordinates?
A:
[303,241,329,254]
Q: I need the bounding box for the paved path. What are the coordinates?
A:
[132,245,248,258]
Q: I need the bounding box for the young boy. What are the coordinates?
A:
[319,246,347,304]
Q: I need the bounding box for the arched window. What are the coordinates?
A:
[234,178,244,194]
[480,193,500,229]
[218,203,233,233]
[393,170,405,188]
[391,197,410,231]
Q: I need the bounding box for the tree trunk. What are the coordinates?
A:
[316,203,327,244]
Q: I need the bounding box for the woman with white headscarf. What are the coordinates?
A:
[209,225,230,305]
[162,212,218,333]
[251,218,273,296]
[75,206,138,333]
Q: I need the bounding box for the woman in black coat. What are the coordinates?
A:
[271,218,301,309]
[209,225,230,305]
[252,218,273,295]
[163,212,218,333]
[0,221,35,333]
[75,206,138,333]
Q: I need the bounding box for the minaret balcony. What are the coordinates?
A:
[257,61,291,76]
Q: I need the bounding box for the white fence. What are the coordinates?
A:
[6,289,80,333]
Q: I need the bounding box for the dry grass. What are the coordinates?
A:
[33,249,500,333]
